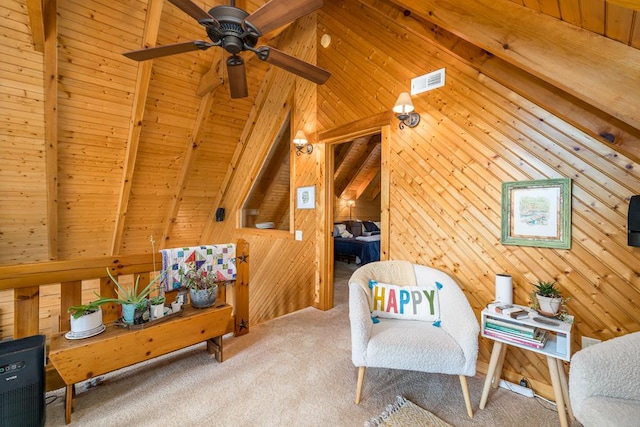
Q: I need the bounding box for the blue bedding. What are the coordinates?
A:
[334,237,380,265]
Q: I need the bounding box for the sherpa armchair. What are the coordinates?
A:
[349,260,479,417]
[569,331,640,427]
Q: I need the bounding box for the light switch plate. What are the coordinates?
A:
[295,230,302,241]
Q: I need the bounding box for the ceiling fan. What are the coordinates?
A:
[123,0,331,98]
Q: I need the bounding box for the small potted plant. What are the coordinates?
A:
[149,294,166,320]
[531,281,564,316]
[100,268,166,324]
[181,263,220,308]
[67,301,104,335]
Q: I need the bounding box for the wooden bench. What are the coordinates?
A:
[49,302,232,424]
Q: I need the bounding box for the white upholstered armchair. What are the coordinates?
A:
[569,331,640,426]
[349,260,479,417]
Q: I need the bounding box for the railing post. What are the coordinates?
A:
[234,238,249,336]
[60,280,82,333]
[14,286,40,338]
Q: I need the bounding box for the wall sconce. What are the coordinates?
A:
[293,130,313,156]
[393,92,420,129]
[348,200,355,221]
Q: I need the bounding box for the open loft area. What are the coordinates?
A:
[2,0,640,425]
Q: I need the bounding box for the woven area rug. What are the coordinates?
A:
[365,396,454,427]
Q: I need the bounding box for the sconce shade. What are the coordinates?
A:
[392,92,420,129]
[393,92,414,114]
[293,130,308,146]
[293,130,313,155]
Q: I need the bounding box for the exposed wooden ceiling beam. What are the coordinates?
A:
[354,144,381,199]
[43,0,58,260]
[608,0,640,10]
[111,0,164,255]
[196,50,223,96]
[387,0,640,130]
[335,137,378,198]
[333,141,353,177]
[26,0,45,52]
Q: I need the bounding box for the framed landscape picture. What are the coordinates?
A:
[501,178,572,249]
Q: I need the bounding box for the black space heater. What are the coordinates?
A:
[0,335,46,427]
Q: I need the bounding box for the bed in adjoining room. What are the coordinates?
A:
[333,221,381,265]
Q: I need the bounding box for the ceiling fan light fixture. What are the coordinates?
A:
[125,0,330,98]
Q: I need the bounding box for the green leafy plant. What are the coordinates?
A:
[180,263,220,296]
[97,268,166,305]
[149,295,166,306]
[67,301,103,319]
[533,281,562,298]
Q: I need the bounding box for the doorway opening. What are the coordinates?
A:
[318,116,390,310]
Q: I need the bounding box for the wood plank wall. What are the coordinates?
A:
[318,0,640,398]
[0,0,312,333]
[1,0,48,263]
[200,15,320,324]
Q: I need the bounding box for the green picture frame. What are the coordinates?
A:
[501,178,572,249]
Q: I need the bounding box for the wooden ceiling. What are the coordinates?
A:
[5,0,639,263]
[512,0,640,48]
[334,134,381,202]
[330,0,640,206]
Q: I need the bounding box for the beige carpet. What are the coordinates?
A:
[45,262,581,426]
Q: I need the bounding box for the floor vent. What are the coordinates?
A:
[411,68,445,95]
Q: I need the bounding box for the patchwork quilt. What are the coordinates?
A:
[160,244,236,291]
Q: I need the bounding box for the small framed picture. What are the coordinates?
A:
[501,178,572,249]
[296,185,315,209]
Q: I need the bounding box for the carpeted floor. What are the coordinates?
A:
[45,261,581,426]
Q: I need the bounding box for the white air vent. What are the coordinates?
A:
[411,68,445,96]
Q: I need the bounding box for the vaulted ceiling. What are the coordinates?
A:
[5,0,639,263]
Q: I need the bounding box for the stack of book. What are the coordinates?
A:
[483,317,548,349]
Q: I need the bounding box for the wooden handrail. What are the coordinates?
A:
[0,240,249,392]
[0,254,156,291]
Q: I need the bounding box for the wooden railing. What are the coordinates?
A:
[0,239,249,390]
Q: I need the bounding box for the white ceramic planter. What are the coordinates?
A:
[536,294,562,316]
[70,307,103,333]
[150,303,165,320]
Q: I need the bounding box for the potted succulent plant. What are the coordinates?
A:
[67,301,104,335]
[181,263,220,308]
[532,281,564,316]
[149,294,166,320]
[101,268,166,324]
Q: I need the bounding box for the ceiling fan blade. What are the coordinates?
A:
[227,56,248,99]
[167,0,218,24]
[246,0,323,35]
[257,47,330,85]
[123,41,209,61]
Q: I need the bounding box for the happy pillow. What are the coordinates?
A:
[368,279,442,323]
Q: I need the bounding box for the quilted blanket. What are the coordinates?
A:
[160,244,236,291]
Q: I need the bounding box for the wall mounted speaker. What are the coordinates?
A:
[215,207,225,222]
[629,195,640,247]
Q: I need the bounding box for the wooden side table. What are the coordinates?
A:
[479,306,574,427]
[49,302,232,424]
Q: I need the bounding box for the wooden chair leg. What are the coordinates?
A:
[459,375,473,418]
[355,366,366,404]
